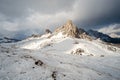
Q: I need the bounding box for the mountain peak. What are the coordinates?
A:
[53,20,92,40]
[66,20,73,25]
[65,20,75,29]
[54,20,80,38]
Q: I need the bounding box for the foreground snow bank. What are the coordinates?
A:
[0,44,120,80]
[17,35,120,56]
[0,35,120,80]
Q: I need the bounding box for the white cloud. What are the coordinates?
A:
[98,24,120,34]
[98,24,120,38]
[0,10,76,38]
[0,0,120,38]
[0,21,19,31]
[26,10,76,28]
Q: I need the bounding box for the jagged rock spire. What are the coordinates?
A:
[53,20,92,40]
[54,20,80,38]
[66,20,73,26]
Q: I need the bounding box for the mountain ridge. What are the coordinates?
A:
[0,20,120,44]
[88,29,120,44]
[0,20,120,80]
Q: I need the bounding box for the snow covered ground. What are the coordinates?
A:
[0,33,120,80]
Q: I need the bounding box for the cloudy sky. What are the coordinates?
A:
[0,0,120,39]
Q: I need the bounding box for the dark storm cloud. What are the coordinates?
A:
[0,0,120,39]
[0,0,75,18]
[74,0,120,28]
[0,0,120,26]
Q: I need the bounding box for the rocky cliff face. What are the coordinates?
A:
[53,20,92,40]
[54,20,80,38]
[45,29,52,34]
[79,33,92,41]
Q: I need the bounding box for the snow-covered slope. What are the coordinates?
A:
[18,34,120,55]
[0,20,120,80]
[0,32,120,80]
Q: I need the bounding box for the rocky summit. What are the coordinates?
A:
[54,20,80,38]
[54,20,92,40]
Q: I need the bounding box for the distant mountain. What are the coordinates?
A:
[88,29,120,43]
[53,20,120,43]
[0,20,119,44]
[0,37,20,44]
[98,24,120,38]
[23,20,120,44]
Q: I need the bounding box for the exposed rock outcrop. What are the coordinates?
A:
[54,20,80,38]
[31,34,41,38]
[79,33,92,41]
[79,28,86,34]
[45,29,52,34]
[54,20,92,40]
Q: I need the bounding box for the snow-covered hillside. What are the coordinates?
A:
[17,33,120,55]
[0,32,120,80]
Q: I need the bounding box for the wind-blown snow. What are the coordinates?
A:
[0,34,120,80]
